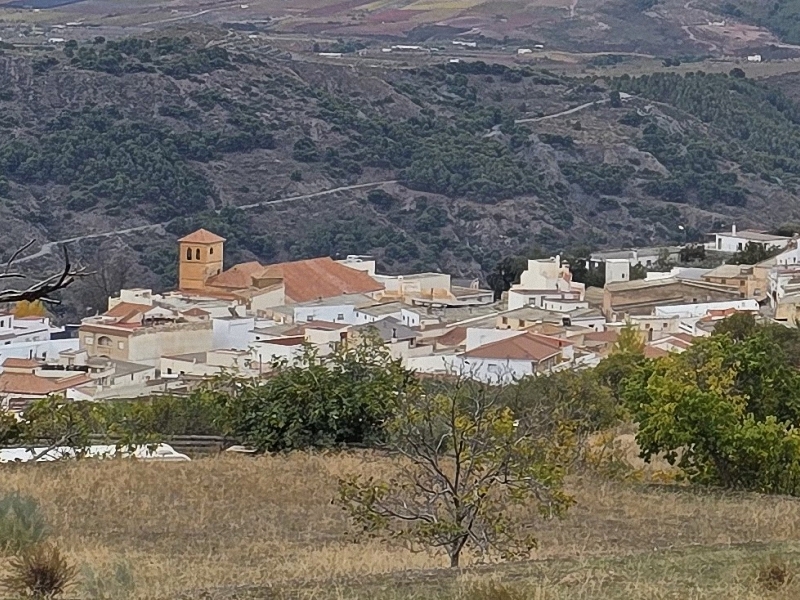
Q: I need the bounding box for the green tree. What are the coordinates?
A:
[486,256,527,301]
[624,332,800,494]
[338,377,574,567]
[594,324,646,403]
[728,241,782,265]
[211,336,414,452]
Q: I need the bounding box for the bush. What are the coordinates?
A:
[81,561,135,600]
[0,493,50,555]
[1,543,76,600]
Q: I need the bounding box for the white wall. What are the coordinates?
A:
[605,259,630,284]
[128,327,214,366]
[212,317,255,350]
[654,299,759,318]
[508,290,547,311]
[294,304,357,325]
[456,356,533,385]
[0,339,79,371]
[465,328,523,352]
[715,234,790,253]
[777,247,800,266]
[252,341,304,367]
[354,308,403,325]
[543,299,589,312]
[400,308,421,328]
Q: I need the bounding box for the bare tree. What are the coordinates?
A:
[0,242,85,305]
[338,376,575,568]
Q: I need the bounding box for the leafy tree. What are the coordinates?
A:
[625,327,800,494]
[630,263,647,280]
[338,377,574,567]
[679,243,706,263]
[713,311,757,341]
[609,90,622,108]
[486,256,527,300]
[13,301,47,318]
[727,241,782,265]
[595,324,646,403]
[211,336,415,452]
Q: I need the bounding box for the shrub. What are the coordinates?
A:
[462,581,527,600]
[0,493,50,555]
[756,556,794,591]
[1,543,76,600]
[81,561,135,600]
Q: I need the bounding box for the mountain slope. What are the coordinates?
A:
[2,30,800,318]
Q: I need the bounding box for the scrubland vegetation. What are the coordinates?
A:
[4,316,800,597]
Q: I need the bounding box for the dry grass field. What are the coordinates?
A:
[3,453,800,599]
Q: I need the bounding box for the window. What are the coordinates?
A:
[487,364,501,374]
[737,242,743,251]
[118,342,125,350]
[337,313,345,321]
[306,315,314,322]
[186,247,193,261]
[501,317,508,325]
[717,238,722,250]
[195,248,201,260]
[97,336,112,347]
[209,247,214,255]
[84,336,94,345]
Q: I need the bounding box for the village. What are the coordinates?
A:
[0,223,799,411]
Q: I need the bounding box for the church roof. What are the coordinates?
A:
[178,229,226,244]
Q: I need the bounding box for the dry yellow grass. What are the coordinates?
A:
[2,452,800,599]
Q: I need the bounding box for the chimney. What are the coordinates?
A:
[732,224,737,236]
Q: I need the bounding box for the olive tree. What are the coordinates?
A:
[338,377,575,568]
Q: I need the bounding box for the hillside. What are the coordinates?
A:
[3,30,800,316]
[3,454,800,599]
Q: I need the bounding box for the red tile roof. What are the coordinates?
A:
[584,330,619,343]
[256,257,383,303]
[644,346,669,359]
[104,302,150,319]
[464,332,564,362]
[178,229,226,244]
[181,307,211,317]
[206,262,263,290]
[0,372,91,396]
[2,358,40,369]
[437,326,467,347]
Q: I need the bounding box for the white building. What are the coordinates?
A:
[708,225,792,253]
[507,257,585,311]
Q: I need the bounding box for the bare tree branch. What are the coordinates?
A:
[0,244,88,305]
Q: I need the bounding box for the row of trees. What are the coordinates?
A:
[6,315,800,565]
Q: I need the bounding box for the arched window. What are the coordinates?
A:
[97,336,113,347]
[209,247,214,255]
[195,248,201,260]
[186,247,192,261]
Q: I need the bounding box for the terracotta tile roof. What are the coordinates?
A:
[256,257,383,303]
[644,346,669,359]
[464,332,563,362]
[178,229,226,244]
[436,326,467,347]
[527,332,574,348]
[283,321,348,335]
[104,302,150,319]
[206,262,263,290]
[584,330,619,343]
[260,336,306,346]
[181,307,211,317]
[2,358,40,369]
[0,372,90,396]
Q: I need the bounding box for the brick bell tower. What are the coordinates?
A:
[177,229,225,291]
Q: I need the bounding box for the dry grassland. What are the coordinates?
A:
[2,453,800,599]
